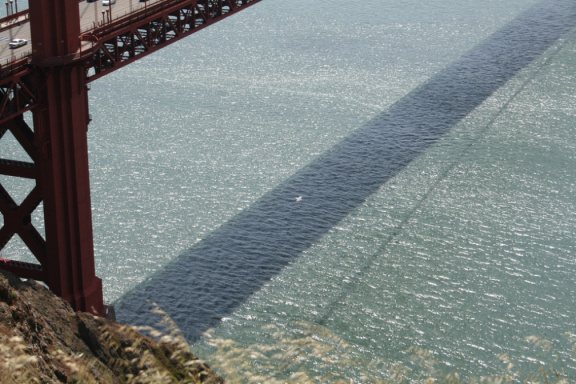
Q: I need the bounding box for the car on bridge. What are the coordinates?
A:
[8,39,27,49]
[102,0,116,5]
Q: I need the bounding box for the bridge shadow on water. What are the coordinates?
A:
[114,0,576,342]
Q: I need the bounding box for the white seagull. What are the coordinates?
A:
[295,196,303,202]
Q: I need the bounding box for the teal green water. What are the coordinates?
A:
[172,3,576,378]
[199,17,576,378]
[2,0,576,381]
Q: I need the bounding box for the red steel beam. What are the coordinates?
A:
[23,0,103,315]
[0,67,38,125]
[1,0,262,317]
[86,0,262,82]
[0,114,46,282]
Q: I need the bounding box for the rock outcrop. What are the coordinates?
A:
[0,269,223,383]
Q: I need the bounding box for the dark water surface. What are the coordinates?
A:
[80,0,576,380]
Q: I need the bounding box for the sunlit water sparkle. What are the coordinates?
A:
[2,0,576,381]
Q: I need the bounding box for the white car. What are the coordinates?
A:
[102,0,116,5]
[8,39,27,49]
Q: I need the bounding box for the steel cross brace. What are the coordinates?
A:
[1,0,105,316]
[0,0,262,316]
[86,0,262,81]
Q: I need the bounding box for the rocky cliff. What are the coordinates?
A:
[0,269,223,383]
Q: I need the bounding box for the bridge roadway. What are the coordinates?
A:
[0,0,165,66]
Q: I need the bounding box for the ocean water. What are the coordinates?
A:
[3,0,576,381]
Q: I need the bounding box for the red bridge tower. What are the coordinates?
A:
[0,0,262,316]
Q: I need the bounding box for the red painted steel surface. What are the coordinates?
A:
[0,0,105,315]
[29,0,81,56]
[0,67,37,125]
[0,115,44,282]
[0,0,262,316]
[86,0,262,81]
[32,65,104,316]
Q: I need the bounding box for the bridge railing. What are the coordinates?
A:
[81,0,249,34]
[0,9,28,32]
[80,0,166,33]
[0,55,30,83]
[85,0,261,81]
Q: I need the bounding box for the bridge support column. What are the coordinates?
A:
[27,0,104,315]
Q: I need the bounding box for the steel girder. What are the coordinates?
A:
[0,114,45,282]
[0,66,38,125]
[0,67,42,282]
[1,0,105,316]
[86,0,262,82]
[0,0,262,316]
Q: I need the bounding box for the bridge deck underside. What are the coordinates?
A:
[89,0,259,81]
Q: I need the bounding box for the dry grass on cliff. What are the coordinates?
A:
[197,322,575,384]
[2,269,575,383]
[2,314,575,384]
[0,270,222,384]
[0,335,40,383]
[0,328,217,384]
